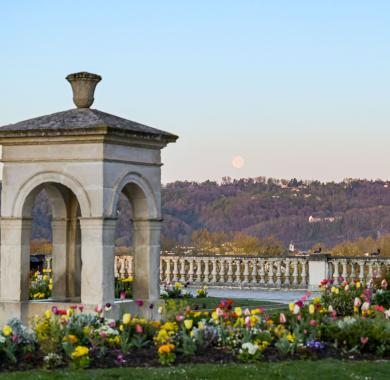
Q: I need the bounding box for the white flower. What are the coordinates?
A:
[293,304,300,315]
[361,302,370,311]
[242,342,259,355]
[384,309,390,319]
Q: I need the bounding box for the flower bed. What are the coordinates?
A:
[3,277,390,371]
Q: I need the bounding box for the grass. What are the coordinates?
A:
[172,296,286,312]
[1,360,389,380]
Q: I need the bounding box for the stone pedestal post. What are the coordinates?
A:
[51,218,68,299]
[132,219,161,300]
[308,253,330,290]
[0,218,31,302]
[79,217,117,305]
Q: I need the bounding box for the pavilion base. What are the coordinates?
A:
[0,299,164,326]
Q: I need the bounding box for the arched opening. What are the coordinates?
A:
[29,189,53,300]
[114,193,133,299]
[21,182,82,302]
[113,178,160,301]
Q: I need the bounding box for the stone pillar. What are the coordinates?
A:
[0,218,31,302]
[308,254,329,290]
[132,219,161,300]
[51,218,68,299]
[79,217,116,305]
[67,197,81,298]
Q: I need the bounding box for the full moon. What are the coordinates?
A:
[232,155,245,169]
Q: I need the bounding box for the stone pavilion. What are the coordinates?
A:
[0,72,177,324]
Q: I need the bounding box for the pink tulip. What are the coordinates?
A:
[135,324,143,334]
[95,305,103,314]
[354,297,362,307]
[279,313,286,324]
[309,319,317,327]
[360,336,369,345]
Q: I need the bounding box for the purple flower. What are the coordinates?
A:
[51,306,58,315]
[306,340,325,349]
[149,303,154,309]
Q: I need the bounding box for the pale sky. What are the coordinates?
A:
[0,1,389,184]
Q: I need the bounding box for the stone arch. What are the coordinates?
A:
[108,171,159,220]
[13,171,91,218]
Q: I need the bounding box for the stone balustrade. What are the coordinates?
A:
[113,254,390,290]
[327,257,390,285]
[115,255,309,289]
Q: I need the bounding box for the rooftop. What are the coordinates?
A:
[0,72,178,144]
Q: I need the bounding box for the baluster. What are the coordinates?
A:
[234,259,241,285]
[227,258,233,283]
[333,260,340,285]
[159,257,164,282]
[284,259,290,287]
[129,256,134,278]
[276,260,282,287]
[194,258,201,283]
[350,260,356,281]
[292,260,299,286]
[367,261,374,282]
[212,258,218,283]
[300,259,307,286]
[204,258,210,283]
[165,258,171,283]
[341,259,348,282]
[372,261,380,279]
[259,259,265,286]
[172,257,179,282]
[119,257,126,279]
[251,259,258,284]
[219,258,226,283]
[188,258,194,283]
[183,257,188,282]
[268,260,274,287]
[243,258,250,284]
[358,260,365,283]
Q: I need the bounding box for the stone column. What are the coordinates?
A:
[67,197,81,298]
[0,217,31,302]
[51,218,68,299]
[308,254,329,290]
[79,217,117,305]
[132,219,161,300]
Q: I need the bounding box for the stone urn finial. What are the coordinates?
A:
[66,72,102,108]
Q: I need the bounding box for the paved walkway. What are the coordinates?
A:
[207,288,318,304]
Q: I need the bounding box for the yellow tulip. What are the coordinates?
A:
[44,310,52,319]
[2,325,12,337]
[234,307,243,317]
[184,319,193,330]
[288,303,295,313]
[309,304,315,314]
[122,313,131,325]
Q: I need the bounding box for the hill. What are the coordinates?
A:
[160,177,390,250]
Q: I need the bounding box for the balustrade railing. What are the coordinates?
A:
[327,257,390,285]
[114,255,309,289]
[46,254,390,290]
